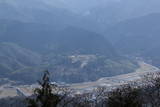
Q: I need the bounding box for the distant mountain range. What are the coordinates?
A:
[0,43,42,75]
[0,0,160,84]
[106,13,160,67]
[0,19,138,84]
[0,20,114,55]
[1,0,160,33]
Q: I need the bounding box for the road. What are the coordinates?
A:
[69,61,160,93]
[0,61,159,97]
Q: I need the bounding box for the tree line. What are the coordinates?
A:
[26,71,160,107]
[1,71,160,107]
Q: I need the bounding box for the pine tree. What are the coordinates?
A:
[27,70,61,107]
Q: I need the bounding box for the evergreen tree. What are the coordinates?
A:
[27,70,61,107]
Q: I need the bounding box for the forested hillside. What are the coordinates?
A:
[106,13,160,67]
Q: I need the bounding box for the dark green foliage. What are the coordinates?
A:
[27,71,61,107]
[107,84,142,107]
[106,73,160,107]
[3,73,160,107]
[27,99,38,107]
[141,72,160,107]
[0,97,27,107]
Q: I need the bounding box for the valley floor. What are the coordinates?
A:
[70,61,159,93]
[0,61,159,98]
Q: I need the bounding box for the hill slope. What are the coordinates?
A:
[0,20,139,83]
[106,13,160,67]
